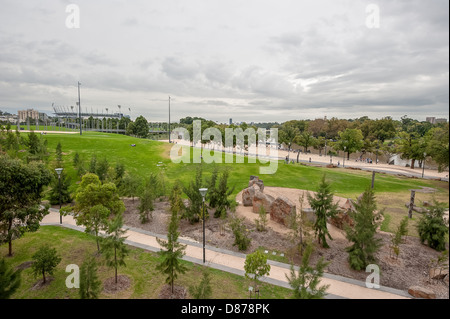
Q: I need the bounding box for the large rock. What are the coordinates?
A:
[408,286,436,299]
[242,185,259,206]
[248,176,264,191]
[329,212,354,230]
[429,267,449,280]
[252,190,274,214]
[269,196,296,226]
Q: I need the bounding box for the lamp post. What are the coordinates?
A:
[199,188,208,263]
[343,146,346,168]
[422,153,427,178]
[55,168,63,224]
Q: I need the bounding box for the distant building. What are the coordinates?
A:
[229,118,232,125]
[18,109,39,121]
[426,117,447,124]
[435,118,447,124]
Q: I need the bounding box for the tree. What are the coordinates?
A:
[296,130,317,153]
[188,266,212,299]
[101,213,129,284]
[244,250,271,297]
[426,125,449,172]
[229,215,251,251]
[156,188,187,294]
[48,169,72,205]
[288,193,311,256]
[286,243,329,299]
[182,165,204,224]
[119,173,142,202]
[212,169,234,218]
[31,244,61,284]
[417,201,449,251]
[0,258,21,299]
[138,186,154,224]
[0,155,52,256]
[345,188,383,270]
[336,128,364,160]
[279,124,299,161]
[307,175,338,248]
[55,142,63,163]
[96,157,109,182]
[79,254,101,299]
[72,173,125,252]
[134,115,149,138]
[255,205,268,232]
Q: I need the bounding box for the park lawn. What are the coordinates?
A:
[0,225,292,299]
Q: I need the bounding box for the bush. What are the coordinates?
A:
[230,216,251,251]
[417,202,449,251]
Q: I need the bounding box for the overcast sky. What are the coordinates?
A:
[0,0,448,123]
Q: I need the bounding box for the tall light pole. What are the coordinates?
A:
[106,108,109,133]
[343,146,346,168]
[422,152,427,178]
[168,96,171,143]
[118,105,121,134]
[55,168,64,224]
[199,188,208,263]
[78,81,82,135]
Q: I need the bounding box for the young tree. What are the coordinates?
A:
[31,244,61,284]
[229,215,251,251]
[0,258,21,299]
[96,157,109,182]
[307,175,338,248]
[0,156,52,256]
[48,169,72,205]
[288,193,311,256]
[101,213,129,284]
[345,188,383,270]
[212,169,235,218]
[255,205,268,232]
[73,151,81,168]
[156,185,187,293]
[55,142,63,163]
[286,243,329,299]
[72,173,125,252]
[79,254,101,299]
[417,201,449,251]
[188,266,212,299]
[119,173,141,202]
[244,250,271,297]
[138,187,154,224]
[182,165,204,224]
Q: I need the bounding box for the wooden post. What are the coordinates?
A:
[371,171,376,189]
[408,190,415,218]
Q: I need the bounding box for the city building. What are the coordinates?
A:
[18,108,39,121]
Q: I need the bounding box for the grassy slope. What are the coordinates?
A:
[0,226,291,299]
[37,131,449,236]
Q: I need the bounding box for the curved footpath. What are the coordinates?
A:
[42,209,411,299]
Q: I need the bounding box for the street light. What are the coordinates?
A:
[422,153,427,178]
[343,146,346,168]
[199,188,208,263]
[55,168,64,224]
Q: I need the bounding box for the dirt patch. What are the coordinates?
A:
[103,275,131,294]
[15,261,33,271]
[122,187,449,299]
[159,284,187,299]
[31,277,54,290]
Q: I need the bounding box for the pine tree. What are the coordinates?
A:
[79,254,101,299]
[213,169,235,218]
[101,213,129,284]
[156,184,187,293]
[138,187,154,224]
[55,142,63,163]
[307,174,338,248]
[182,165,204,223]
[345,188,383,270]
[286,243,329,299]
[189,266,212,299]
[49,169,72,205]
[0,258,21,299]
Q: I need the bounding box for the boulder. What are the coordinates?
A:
[252,190,274,214]
[329,212,354,230]
[242,185,258,207]
[248,176,264,191]
[407,286,436,299]
[269,196,296,226]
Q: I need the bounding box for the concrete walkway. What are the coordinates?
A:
[42,209,411,299]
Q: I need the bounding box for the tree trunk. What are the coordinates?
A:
[8,240,12,257]
[114,247,117,284]
[296,151,300,163]
[43,270,46,283]
[411,159,416,169]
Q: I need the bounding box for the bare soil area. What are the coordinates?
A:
[121,186,449,299]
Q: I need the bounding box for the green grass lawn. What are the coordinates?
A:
[0,226,292,299]
[18,130,450,238]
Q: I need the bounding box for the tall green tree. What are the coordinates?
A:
[156,184,188,293]
[425,125,449,172]
[0,258,21,299]
[286,243,329,299]
[307,174,338,248]
[279,124,299,161]
[345,188,383,270]
[182,165,204,223]
[55,142,63,163]
[335,128,364,160]
[101,213,129,284]
[133,116,149,138]
[48,169,72,205]
[0,156,52,256]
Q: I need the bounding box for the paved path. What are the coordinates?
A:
[42,209,411,299]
